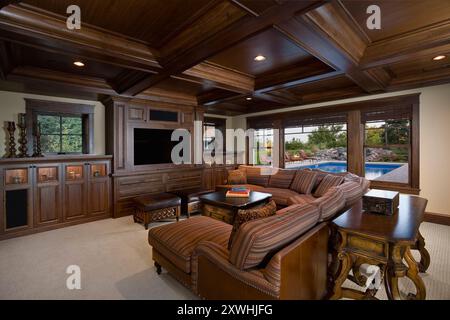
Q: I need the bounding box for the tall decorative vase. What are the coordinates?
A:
[32,122,43,157]
[17,113,28,158]
[4,121,17,158]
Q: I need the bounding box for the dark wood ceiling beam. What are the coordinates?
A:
[181,61,254,93]
[0,1,20,10]
[254,92,298,105]
[121,0,324,96]
[197,89,245,106]
[0,39,13,79]
[0,4,161,72]
[361,21,450,69]
[388,66,450,91]
[274,2,388,93]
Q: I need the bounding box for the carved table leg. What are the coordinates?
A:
[414,231,431,273]
[404,247,426,300]
[385,245,426,300]
[330,252,353,300]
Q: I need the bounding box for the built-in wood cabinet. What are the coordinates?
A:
[0,156,112,240]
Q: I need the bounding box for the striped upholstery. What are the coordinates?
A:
[262,188,301,206]
[311,169,329,192]
[287,194,316,206]
[191,241,279,297]
[290,169,318,194]
[268,169,296,189]
[312,186,345,221]
[245,166,271,187]
[229,203,320,270]
[148,216,231,273]
[336,181,364,207]
[313,174,344,197]
[228,200,277,249]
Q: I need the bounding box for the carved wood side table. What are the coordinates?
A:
[329,195,430,300]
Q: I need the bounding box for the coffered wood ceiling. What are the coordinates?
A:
[0,0,449,116]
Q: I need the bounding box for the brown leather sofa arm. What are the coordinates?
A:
[192,241,279,299]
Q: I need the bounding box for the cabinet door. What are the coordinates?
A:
[34,165,62,227]
[87,162,110,216]
[1,165,34,233]
[63,164,87,221]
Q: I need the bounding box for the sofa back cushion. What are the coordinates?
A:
[229,203,320,270]
[312,187,345,221]
[290,169,318,194]
[313,174,344,197]
[228,200,277,249]
[268,169,296,189]
[336,181,364,207]
[245,166,271,187]
[227,169,247,185]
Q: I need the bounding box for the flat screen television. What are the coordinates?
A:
[134,128,182,165]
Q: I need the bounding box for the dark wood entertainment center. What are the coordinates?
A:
[104,96,235,218]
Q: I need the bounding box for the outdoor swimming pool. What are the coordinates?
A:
[293,162,403,180]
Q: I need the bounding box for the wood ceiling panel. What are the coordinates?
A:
[342,0,450,42]
[153,77,216,96]
[208,28,312,76]
[233,0,279,15]
[388,55,450,77]
[16,44,125,80]
[22,0,213,46]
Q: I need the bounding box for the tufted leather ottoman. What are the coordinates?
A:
[132,193,181,229]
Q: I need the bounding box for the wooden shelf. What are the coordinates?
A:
[38,167,58,183]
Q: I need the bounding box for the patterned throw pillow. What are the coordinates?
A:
[228,200,277,249]
[290,169,318,194]
[227,169,247,185]
[313,174,344,198]
[268,169,296,189]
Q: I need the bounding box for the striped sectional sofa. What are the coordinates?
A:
[148,166,369,300]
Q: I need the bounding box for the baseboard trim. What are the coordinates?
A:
[424,212,450,226]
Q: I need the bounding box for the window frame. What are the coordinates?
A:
[203,117,226,165]
[246,94,420,194]
[25,99,95,155]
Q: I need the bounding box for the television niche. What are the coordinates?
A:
[134,128,184,165]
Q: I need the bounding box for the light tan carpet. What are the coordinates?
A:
[0,217,449,300]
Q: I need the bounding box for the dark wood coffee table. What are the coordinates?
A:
[329,194,429,300]
[199,191,272,225]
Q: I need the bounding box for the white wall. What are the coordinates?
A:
[0,91,105,155]
[231,84,450,215]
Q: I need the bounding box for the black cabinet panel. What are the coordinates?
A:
[5,189,28,229]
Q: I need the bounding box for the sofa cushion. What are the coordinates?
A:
[148,216,231,273]
[287,194,316,206]
[229,203,320,270]
[262,187,301,206]
[312,187,345,221]
[245,167,270,187]
[336,181,364,207]
[313,174,344,197]
[290,169,318,194]
[227,169,247,185]
[228,200,277,249]
[268,169,296,189]
[311,169,330,191]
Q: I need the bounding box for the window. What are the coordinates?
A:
[284,123,347,173]
[364,119,410,183]
[25,99,94,155]
[252,128,273,166]
[39,115,83,154]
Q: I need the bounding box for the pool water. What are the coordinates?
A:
[294,162,403,180]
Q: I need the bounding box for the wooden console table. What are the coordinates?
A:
[329,195,430,300]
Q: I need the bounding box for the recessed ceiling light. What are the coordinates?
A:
[246,97,253,101]
[73,61,85,67]
[254,55,266,62]
[432,55,446,61]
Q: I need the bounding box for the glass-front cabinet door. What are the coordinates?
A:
[63,164,87,221]
[1,165,33,233]
[34,164,62,227]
